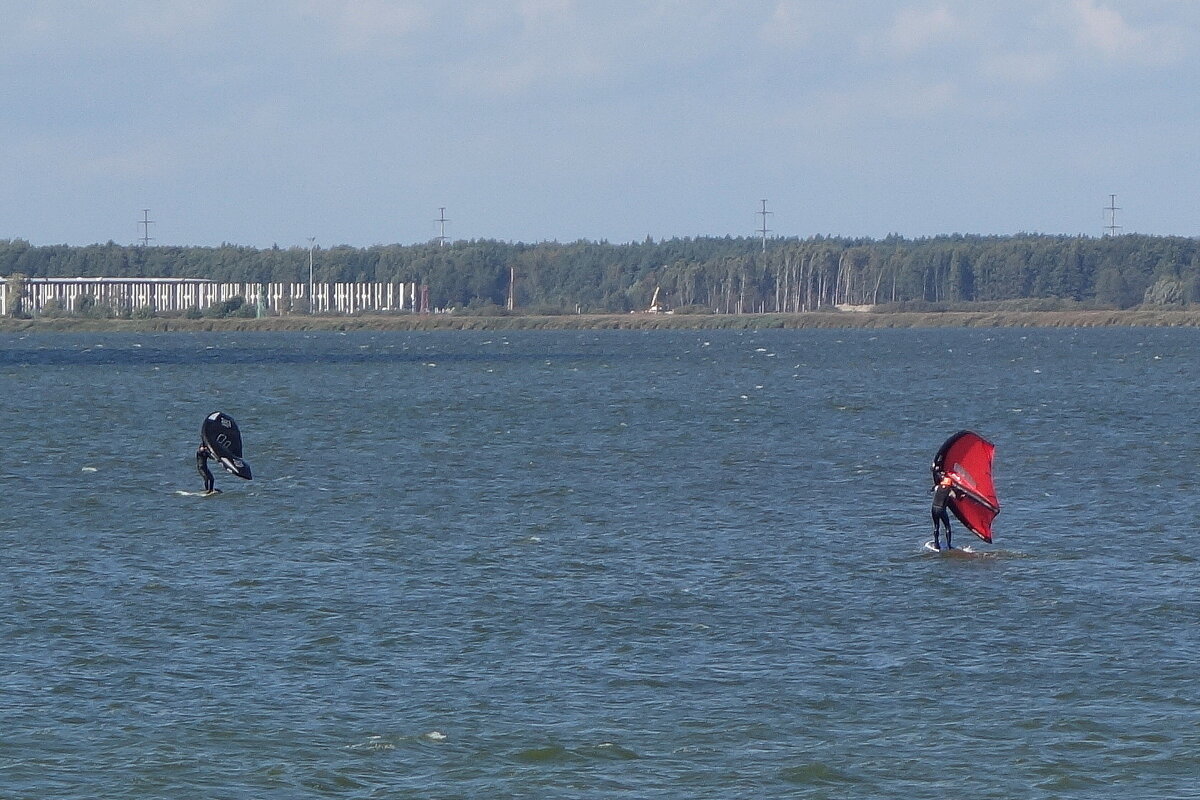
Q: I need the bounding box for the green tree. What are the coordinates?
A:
[4,273,29,317]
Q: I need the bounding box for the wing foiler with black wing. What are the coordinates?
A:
[932,430,999,542]
[202,412,252,480]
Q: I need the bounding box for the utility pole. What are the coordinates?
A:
[307,237,316,314]
[757,199,772,252]
[139,209,154,246]
[1104,194,1121,236]
[436,207,449,246]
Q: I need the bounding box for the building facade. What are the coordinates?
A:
[1,277,418,316]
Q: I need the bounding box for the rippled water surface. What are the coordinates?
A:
[1,328,1198,798]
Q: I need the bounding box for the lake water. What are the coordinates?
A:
[1,327,1197,798]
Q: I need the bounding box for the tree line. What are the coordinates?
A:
[2,233,1198,314]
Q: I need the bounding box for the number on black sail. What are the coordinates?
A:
[201,412,253,480]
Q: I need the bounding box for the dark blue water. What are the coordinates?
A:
[1,328,1197,798]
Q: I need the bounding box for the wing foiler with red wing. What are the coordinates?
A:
[932,430,1000,543]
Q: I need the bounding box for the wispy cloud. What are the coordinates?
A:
[1070,0,1145,57]
[884,5,961,56]
[305,0,433,52]
[1066,0,1184,64]
[759,1,816,47]
[113,1,227,43]
[444,2,738,100]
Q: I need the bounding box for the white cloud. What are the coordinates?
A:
[1,3,225,57]
[444,2,737,100]
[1070,0,1144,56]
[886,5,960,56]
[1066,0,1183,64]
[114,1,226,43]
[759,1,815,47]
[302,0,433,51]
[516,0,576,26]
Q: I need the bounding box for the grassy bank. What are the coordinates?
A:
[4,309,1200,333]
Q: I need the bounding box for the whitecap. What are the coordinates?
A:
[346,736,395,752]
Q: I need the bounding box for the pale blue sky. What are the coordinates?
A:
[2,1,1197,247]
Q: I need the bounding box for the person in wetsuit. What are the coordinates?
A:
[196,441,219,495]
[930,470,957,550]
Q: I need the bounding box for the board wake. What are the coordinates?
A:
[923,541,989,558]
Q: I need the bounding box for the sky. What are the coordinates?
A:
[2,0,1198,248]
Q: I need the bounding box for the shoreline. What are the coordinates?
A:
[3,309,1200,333]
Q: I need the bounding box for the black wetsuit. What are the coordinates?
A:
[196,443,216,493]
[930,479,954,549]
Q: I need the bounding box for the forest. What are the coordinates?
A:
[2,233,1199,314]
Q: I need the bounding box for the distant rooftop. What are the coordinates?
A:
[20,276,216,284]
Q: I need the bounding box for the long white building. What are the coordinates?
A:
[1,277,419,317]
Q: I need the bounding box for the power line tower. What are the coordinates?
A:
[757,199,772,252]
[1104,194,1121,236]
[139,209,154,246]
[435,207,449,246]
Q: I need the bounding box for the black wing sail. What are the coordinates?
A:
[201,412,252,480]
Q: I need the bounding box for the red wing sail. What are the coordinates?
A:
[933,430,1000,543]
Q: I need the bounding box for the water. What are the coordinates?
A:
[1,327,1197,799]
